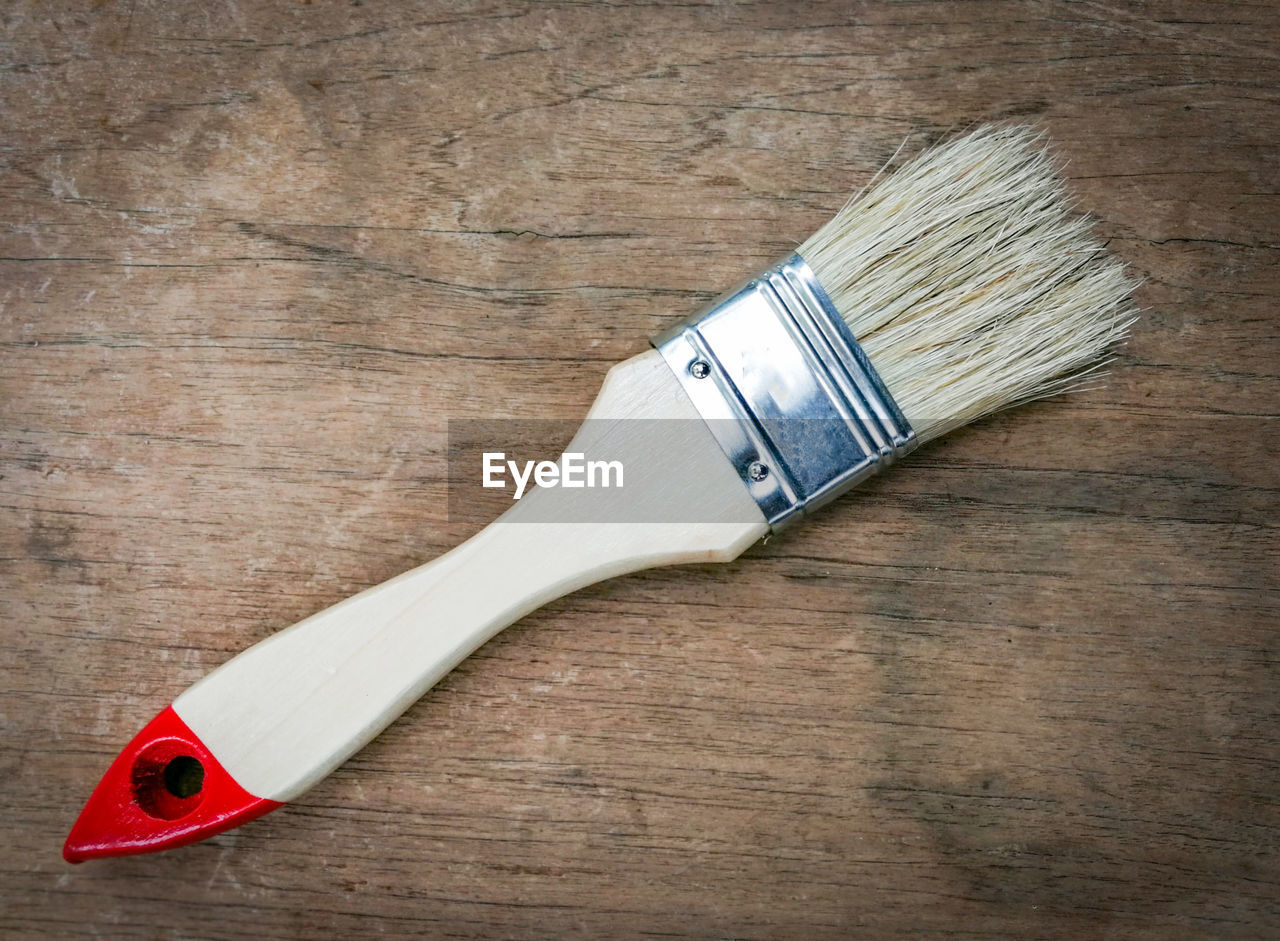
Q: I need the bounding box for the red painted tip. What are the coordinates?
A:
[64,705,282,863]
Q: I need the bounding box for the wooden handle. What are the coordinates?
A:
[173,350,767,802]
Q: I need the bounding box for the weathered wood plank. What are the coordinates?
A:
[2,0,1277,937]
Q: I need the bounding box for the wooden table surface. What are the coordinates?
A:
[3,1,1277,937]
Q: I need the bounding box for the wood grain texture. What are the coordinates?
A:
[2,1,1276,937]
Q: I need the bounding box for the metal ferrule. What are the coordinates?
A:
[653,254,916,529]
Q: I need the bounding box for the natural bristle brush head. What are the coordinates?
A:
[798,124,1139,444]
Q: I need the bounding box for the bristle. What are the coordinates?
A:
[799,125,1138,444]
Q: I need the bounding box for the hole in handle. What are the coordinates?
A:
[131,745,205,820]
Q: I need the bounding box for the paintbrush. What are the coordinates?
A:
[63,125,1137,862]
